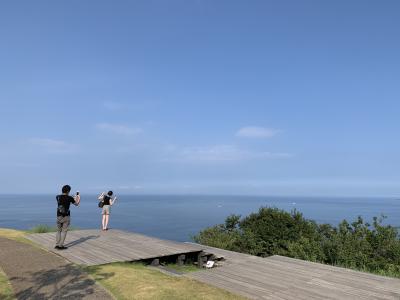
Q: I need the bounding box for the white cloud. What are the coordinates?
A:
[181,145,242,162]
[96,123,143,135]
[164,145,292,162]
[236,126,281,138]
[28,138,78,154]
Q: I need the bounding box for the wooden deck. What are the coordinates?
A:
[27,230,400,299]
[26,229,204,266]
[185,244,400,300]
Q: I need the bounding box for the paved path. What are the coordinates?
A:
[0,237,112,300]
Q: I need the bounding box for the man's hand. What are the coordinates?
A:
[74,195,81,206]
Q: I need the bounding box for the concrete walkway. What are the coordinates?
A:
[0,237,112,300]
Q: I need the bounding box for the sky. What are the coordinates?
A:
[0,0,400,196]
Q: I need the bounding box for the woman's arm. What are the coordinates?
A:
[98,192,105,200]
[111,196,117,205]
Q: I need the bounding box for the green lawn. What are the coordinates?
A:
[0,228,30,244]
[85,262,246,300]
[163,263,200,273]
[0,268,15,300]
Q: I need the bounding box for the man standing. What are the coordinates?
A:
[55,185,80,250]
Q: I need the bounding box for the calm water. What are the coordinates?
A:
[0,195,399,241]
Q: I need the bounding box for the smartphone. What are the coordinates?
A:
[76,191,80,196]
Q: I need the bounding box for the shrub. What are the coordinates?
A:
[194,206,400,278]
[28,224,78,233]
[29,224,57,233]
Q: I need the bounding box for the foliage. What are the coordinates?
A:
[28,224,78,233]
[194,207,400,278]
[28,224,57,233]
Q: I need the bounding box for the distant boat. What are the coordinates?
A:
[292,202,296,205]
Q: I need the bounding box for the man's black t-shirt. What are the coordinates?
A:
[103,195,111,206]
[56,194,75,217]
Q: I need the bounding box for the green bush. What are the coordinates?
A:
[193,207,400,278]
[29,224,57,233]
[28,224,79,233]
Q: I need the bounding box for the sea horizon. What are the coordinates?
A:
[2,194,399,242]
[2,192,400,198]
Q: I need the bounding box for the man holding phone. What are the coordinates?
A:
[55,185,80,250]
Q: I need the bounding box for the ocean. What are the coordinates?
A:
[0,194,399,241]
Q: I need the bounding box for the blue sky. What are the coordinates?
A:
[1,1,400,196]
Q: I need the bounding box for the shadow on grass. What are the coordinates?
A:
[85,265,116,281]
[0,293,13,300]
[10,264,114,299]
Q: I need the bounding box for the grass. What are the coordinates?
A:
[0,228,245,300]
[4,225,79,249]
[163,263,200,273]
[0,227,42,300]
[0,228,30,244]
[28,224,58,233]
[0,268,14,300]
[0,227,65,300]
[0,226,60,247]
[85,262,246,300]
[28,224,79,233]
[0,224,78,238]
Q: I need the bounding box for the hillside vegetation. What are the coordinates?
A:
[194,207,400,278]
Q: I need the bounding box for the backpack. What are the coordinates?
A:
[57,195,70,216]
[98,194,105,208]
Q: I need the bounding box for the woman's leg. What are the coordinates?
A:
[102,214,106,230]
[105,214,109,229]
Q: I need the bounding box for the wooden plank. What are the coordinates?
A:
[26,229,204,266]
[268,256,400,292]
[26,230,400,299]
[185,243,400,300]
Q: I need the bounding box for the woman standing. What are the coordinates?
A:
[98,191,117,231]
